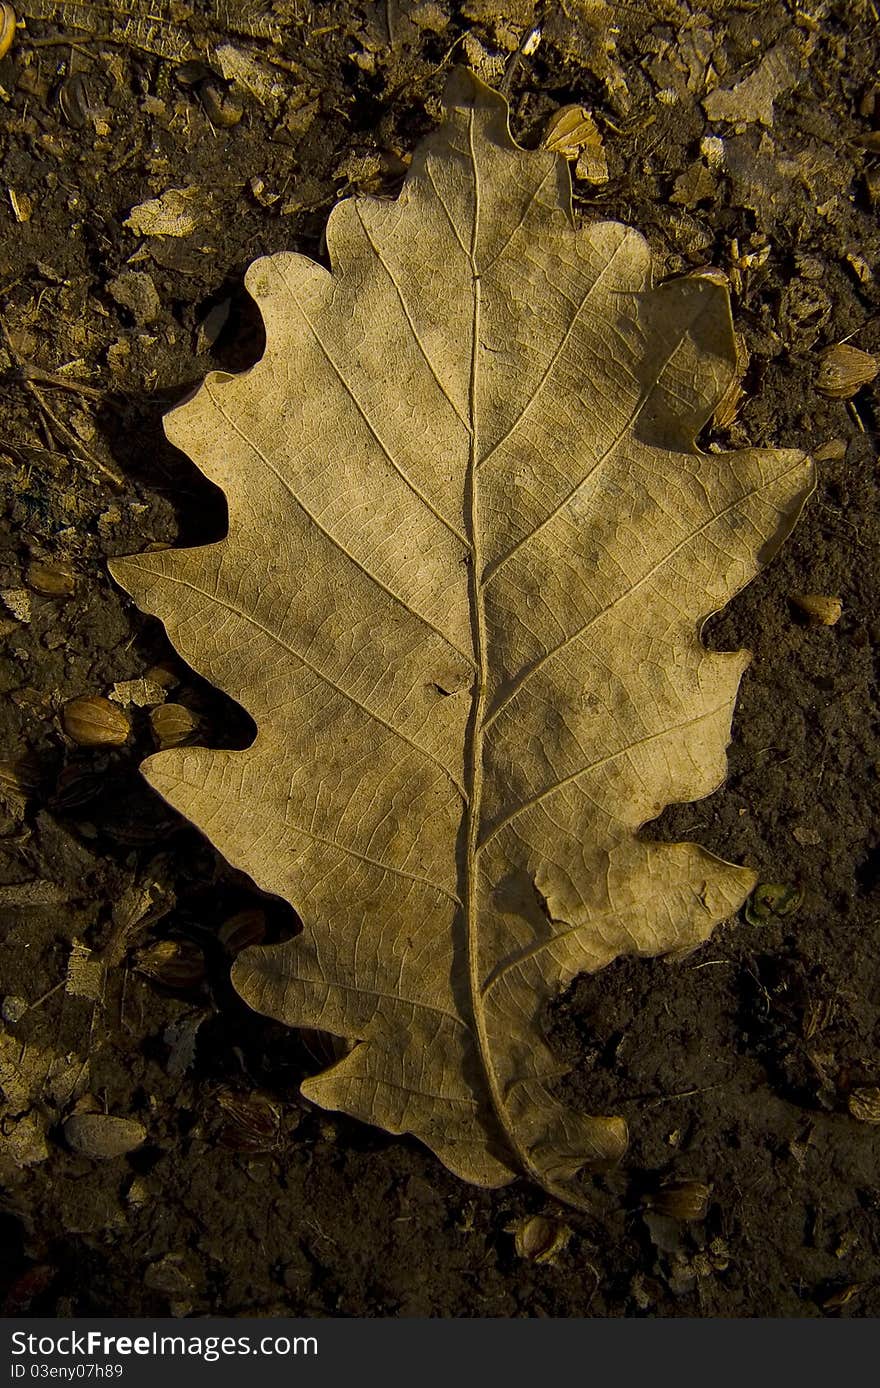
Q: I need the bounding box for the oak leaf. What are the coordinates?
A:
[110,71,813,1204]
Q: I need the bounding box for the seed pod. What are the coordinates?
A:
[510,1214,572,1263]
[26,558,75,598]
[102,810,177,846]
[791,593,842,626]
[644,1180,710,1221]
[815,343,879,399]
[134,939,205,989]
[215,1089,281,1152]
[56,72,91,129]
[50,764,107,810]
[62,695,130,747]
[63,1112,146,1159]
[848,1087,880,1124]
[218,908,266,954]
[150,702,198,749]
[0,4,16,62]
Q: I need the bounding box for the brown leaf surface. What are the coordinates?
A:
[110,71,813,1203]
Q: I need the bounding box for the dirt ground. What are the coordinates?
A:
[0,0,879,1319]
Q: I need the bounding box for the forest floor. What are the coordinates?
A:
[0,0,879,1318]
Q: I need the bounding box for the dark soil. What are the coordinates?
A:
[1,0,879,1318]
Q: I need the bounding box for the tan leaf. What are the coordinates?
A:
[124,187,205,239]
[110,71,813,1204]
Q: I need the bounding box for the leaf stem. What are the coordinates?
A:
[461,106,555,1200]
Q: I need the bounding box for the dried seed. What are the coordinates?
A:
[62,695,130,747]
[196,299,232,354]
[101,810,178,845]
[49,764,106,810]
[174,60,213,86]
[812,438,847,463]
[63,1112,146,1160]
[510,1214,572,1263]
[0,5,16,62]
[218,908,266,954]
[859,82,880,121]
[26,558,75,598]
[134,939,205,989]
[56,72,91,129]
[791,593,842,626]
[150,702,198,748]
[198,80,244,128]
[848,1086,880,1124]
[815,343,879,399]
[644,1180,710,1221]
[215,1089,282,1152]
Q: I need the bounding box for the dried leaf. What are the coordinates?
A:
[215,43,287,114]
[17,0,198,62]
[17,0,280,61]
[65,940,106,1001]
[702,35,811,128]
[110,71,812,1204]
[124,187,205,239]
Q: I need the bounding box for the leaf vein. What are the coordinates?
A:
[277,262,470,548]
[478,703,731,849]
[204,381,474,668]
[281,815,460,903]
[476,234,627,470]
[483,465,806,727]
[153,567,467,800]
[353,201,471,431]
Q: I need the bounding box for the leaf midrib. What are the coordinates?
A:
[461,106,540,1186]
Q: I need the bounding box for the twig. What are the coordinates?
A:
[22,36,98,59]
[19,981,65,1014]
[645,1079,729,1108]
[14,363,108,400]
[0,315,123,486]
